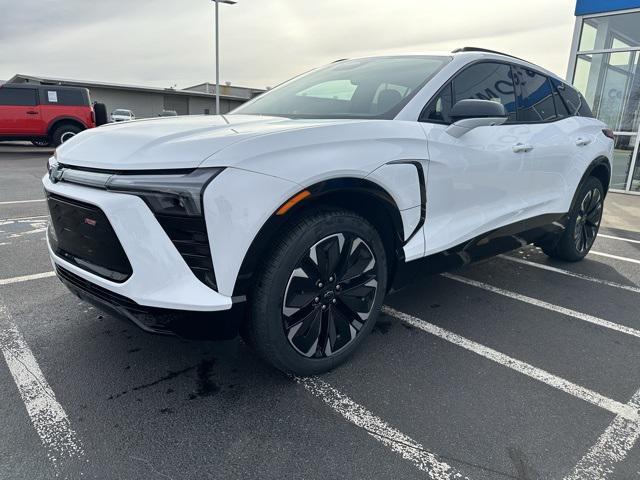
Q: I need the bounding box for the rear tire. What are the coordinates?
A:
[244,210,388,375]
[542,176,604,262]
[52,124,82,146]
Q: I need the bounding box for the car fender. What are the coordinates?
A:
[204,166,426,297]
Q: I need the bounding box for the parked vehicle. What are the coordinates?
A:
[44,49,613,375]
[0,84,96,146]
[159,110,178,117]
[110,109,135,122]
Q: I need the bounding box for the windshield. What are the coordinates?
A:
[232,56,451,119]
[113,110,130,115]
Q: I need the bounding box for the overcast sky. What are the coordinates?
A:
[0,0,577,89]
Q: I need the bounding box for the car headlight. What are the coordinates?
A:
[106,168,224,217]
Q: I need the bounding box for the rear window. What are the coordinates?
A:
[0,88,37,106]
[43,89,86,106]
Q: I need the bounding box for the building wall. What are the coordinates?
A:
[86,87,245,118]
[88,88,165,119]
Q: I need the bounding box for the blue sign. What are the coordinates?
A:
[576,0,640,15]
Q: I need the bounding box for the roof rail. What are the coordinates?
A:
[451,47,526,62]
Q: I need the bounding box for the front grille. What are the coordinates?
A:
[47,193,132,282]
[155,214,217,291]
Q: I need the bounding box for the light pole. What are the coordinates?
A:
[212,0,237,115]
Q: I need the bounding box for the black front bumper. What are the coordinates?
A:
[56,266,240,339]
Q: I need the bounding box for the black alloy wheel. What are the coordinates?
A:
[574,186,603,254]
[282,233,378,358]
[542,176,604,262]
[245,209,387,375]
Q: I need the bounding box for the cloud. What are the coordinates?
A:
[0,0,576,89]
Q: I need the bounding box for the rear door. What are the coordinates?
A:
[510,69,602,216]
[0,87,42,135]
[419,61,533,256]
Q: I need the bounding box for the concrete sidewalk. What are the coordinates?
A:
[603,192,640,233]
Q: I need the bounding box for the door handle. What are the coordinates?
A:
[575,137,591,146]
[512,143,534,153]
[26,111,38,115]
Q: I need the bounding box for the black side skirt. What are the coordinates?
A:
[392,213,568,291]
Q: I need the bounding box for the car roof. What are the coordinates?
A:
[0,83,89,92]
[340,49,565,84]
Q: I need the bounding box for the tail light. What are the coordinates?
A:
[91,109,96,125]
[602,128,615,140]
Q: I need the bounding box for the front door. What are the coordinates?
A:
[419,61,533,256]
[0,87,42,135]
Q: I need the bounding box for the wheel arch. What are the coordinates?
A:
[47,117,87,137]
[233,177,405,297]
[570,156,611,212]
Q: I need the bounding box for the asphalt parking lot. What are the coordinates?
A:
[1,148,640,480]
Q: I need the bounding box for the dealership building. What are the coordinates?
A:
[568,0,640,193]
[6,74,263,118]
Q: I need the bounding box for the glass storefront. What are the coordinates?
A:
[569,8,640,193]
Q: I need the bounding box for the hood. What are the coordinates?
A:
[55,115,353,170]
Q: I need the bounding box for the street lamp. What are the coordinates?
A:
[212,0,237,115]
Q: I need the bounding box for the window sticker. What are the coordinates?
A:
[47,91,58,103]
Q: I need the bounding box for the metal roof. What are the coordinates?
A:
[7,74,251,101]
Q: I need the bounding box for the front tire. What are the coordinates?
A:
[543,176,604,262]
[245,210,388,375]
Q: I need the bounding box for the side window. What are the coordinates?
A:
[552,80,593,117]
[549,78,570,118]
[512,67,557,122]
[0,88,37,106]
[419,83,452,123]
[452,62,517,122]
[45,89,85,106]
[577,92,594,117]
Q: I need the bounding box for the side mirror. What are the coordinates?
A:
[445,99,508,138]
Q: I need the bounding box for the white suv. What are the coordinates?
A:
[44,48,614,375]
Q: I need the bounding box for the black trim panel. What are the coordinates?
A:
[392,213,568,291]
[388,160,427,244]
[56,266,240,339]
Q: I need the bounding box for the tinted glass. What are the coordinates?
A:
[0,88,37,106]
[513,67,556,122]
[573,52,637,130]
[452,62,516,122]
[44,89,85,106]
[553,79,593,118]
[420,83,453,123]
[579,12,640,51]
[232,56,452,119]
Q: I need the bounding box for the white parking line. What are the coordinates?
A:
[382,306,639,422]
[297,375,469,479]
[564,389,640,480]
[590,251,640,265]
[0,199,45,205]
[0,271,56,286]
[499,255,640,294]
[599,233,640,245]
[0,214,48,223]
[0,304,83,466]
[441,273,640,340]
